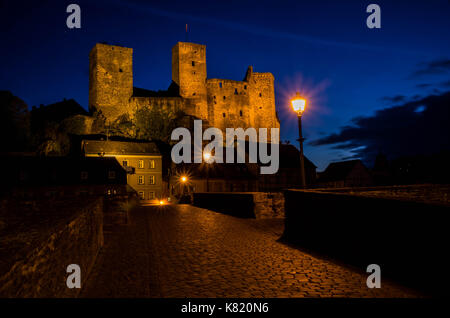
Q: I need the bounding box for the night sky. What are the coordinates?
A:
[1,0,450,170]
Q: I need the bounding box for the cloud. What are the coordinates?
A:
[310,91,450,163]
[440,79,450,87]
[379,95,406,104]
[410,58,450,78]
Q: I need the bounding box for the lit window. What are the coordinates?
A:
[81,171,88,180]
[138,175,144,184]
[108,171,116,179]
[122,160,128,167]
[138,160,144,169]
[149,160,155,169]
[149,175,155,185]
[138,191,145,200]
[149,192,155,199]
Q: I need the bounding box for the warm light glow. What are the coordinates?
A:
[159,200,164,205]
[203,152,211,162]
[180,176,187,183]
[291,92,306,115]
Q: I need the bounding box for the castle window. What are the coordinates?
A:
[234,88,238,95]
[244,85,247,90]
[219,82,222,88]
[119,68,123,72]
[240,110,243,116]
[193,92,196,96]
[192,61,195,66]
[223,113,226,117]
[213,95,216,99]
[223,96,226,100]
[259,93,262,97]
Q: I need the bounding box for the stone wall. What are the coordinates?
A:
[0,198,104,297]
[283,188,450,296]
[193,192,284,218]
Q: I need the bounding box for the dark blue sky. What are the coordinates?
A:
[1,0,450,170]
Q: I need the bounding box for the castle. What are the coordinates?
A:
[89,42,280,134]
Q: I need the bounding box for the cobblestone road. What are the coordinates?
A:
[81,204,420,298]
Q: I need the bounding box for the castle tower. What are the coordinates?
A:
[89,43,133,122]
[172,42,208,121]
[247,68,280,139]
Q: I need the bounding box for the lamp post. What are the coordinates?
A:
[203,152,211,192]
[291,92,307,188]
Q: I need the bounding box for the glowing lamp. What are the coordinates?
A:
[291,92,306,115]
[181,176,187,183]
[203,152,211,162]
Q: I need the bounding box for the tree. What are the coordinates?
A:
[135,106,185,142]
[0,91,31,152]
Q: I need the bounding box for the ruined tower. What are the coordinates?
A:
[89,43,133,122]
[172,42,208,121]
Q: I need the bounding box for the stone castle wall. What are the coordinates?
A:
[89,42,280,136]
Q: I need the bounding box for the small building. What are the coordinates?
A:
[82,140,163,202]
[258,143,317,190]
[317,159,373,188]
[169,162,259,199]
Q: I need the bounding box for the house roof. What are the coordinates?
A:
[319,160,366,182]
[83,140,161,156]
[279,144,317,169]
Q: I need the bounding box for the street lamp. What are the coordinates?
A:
[291,92,307,188]
[203,152,211,192]
[180,175,188,196]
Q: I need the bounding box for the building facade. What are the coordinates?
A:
[82,140,163,202]
[89,42,280,137]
